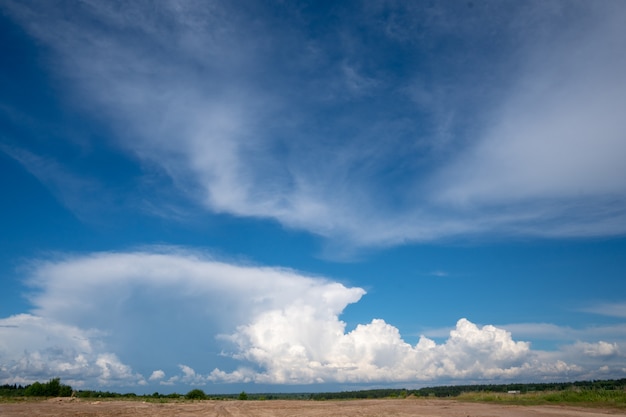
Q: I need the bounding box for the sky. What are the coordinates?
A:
[1,0,625,394]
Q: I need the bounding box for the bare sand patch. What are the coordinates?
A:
[0,398,622,417]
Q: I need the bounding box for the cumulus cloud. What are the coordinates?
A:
[1,1,625,250]
[179,365,207,385]
[148,370,165,381]
[0,314,144,387]
[24,249,365,335]
[572,341,619,358]
[1,249,365,386]
[2,249,623,387]
[215,317,534,384]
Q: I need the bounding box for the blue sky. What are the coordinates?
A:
[1,0,625,394]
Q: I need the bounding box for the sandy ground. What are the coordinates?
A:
[0,398,622,417]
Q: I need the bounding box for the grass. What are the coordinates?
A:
[456,389,626,409]
[0,396,41,403]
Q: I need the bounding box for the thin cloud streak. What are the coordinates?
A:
[580,302,626,319]
[0,145,108,222]
[424,321,626,345]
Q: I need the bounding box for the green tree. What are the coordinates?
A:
[24,378,72,397]
[185,388,207,400]
[238,391,248,400]
[47,377,61,396]
[59,384,73,397]
[25,382,45,396]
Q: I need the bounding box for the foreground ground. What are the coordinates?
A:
[0,398,623,417]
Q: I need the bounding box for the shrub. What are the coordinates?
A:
[185,389,207,400]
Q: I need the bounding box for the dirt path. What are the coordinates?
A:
[0,398,622,417]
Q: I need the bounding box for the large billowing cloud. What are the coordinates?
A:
[1,249,623,387]
[2,1,625,250]
[221,317,534,384]
[1,249,366,387]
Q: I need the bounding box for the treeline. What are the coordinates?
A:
[0,378,72,397]
[148,389,310,401]
[2,377,625,400]
[310,388,408,400]
[310,378,626,400]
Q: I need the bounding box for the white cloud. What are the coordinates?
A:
[581,301,626,319]
[24,249,365,334]
[573,341,619,358]
[148,370,165,381]
[178,364,206,385]
[2,249,624,387]
[495,321,626,345]
[2,2,625,250]
[0,314,144,387]
[205,317,621,384]
[428,3,626,237]
[2,249,365,386]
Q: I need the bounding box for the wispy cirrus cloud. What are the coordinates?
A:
[430,4,626,236]
[2,1,625,251]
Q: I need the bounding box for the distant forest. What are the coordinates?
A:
[1,377,625,400]
[309,378,626,400]
[0,378,72,397]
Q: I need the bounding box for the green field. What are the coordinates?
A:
[457,388,626,409]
